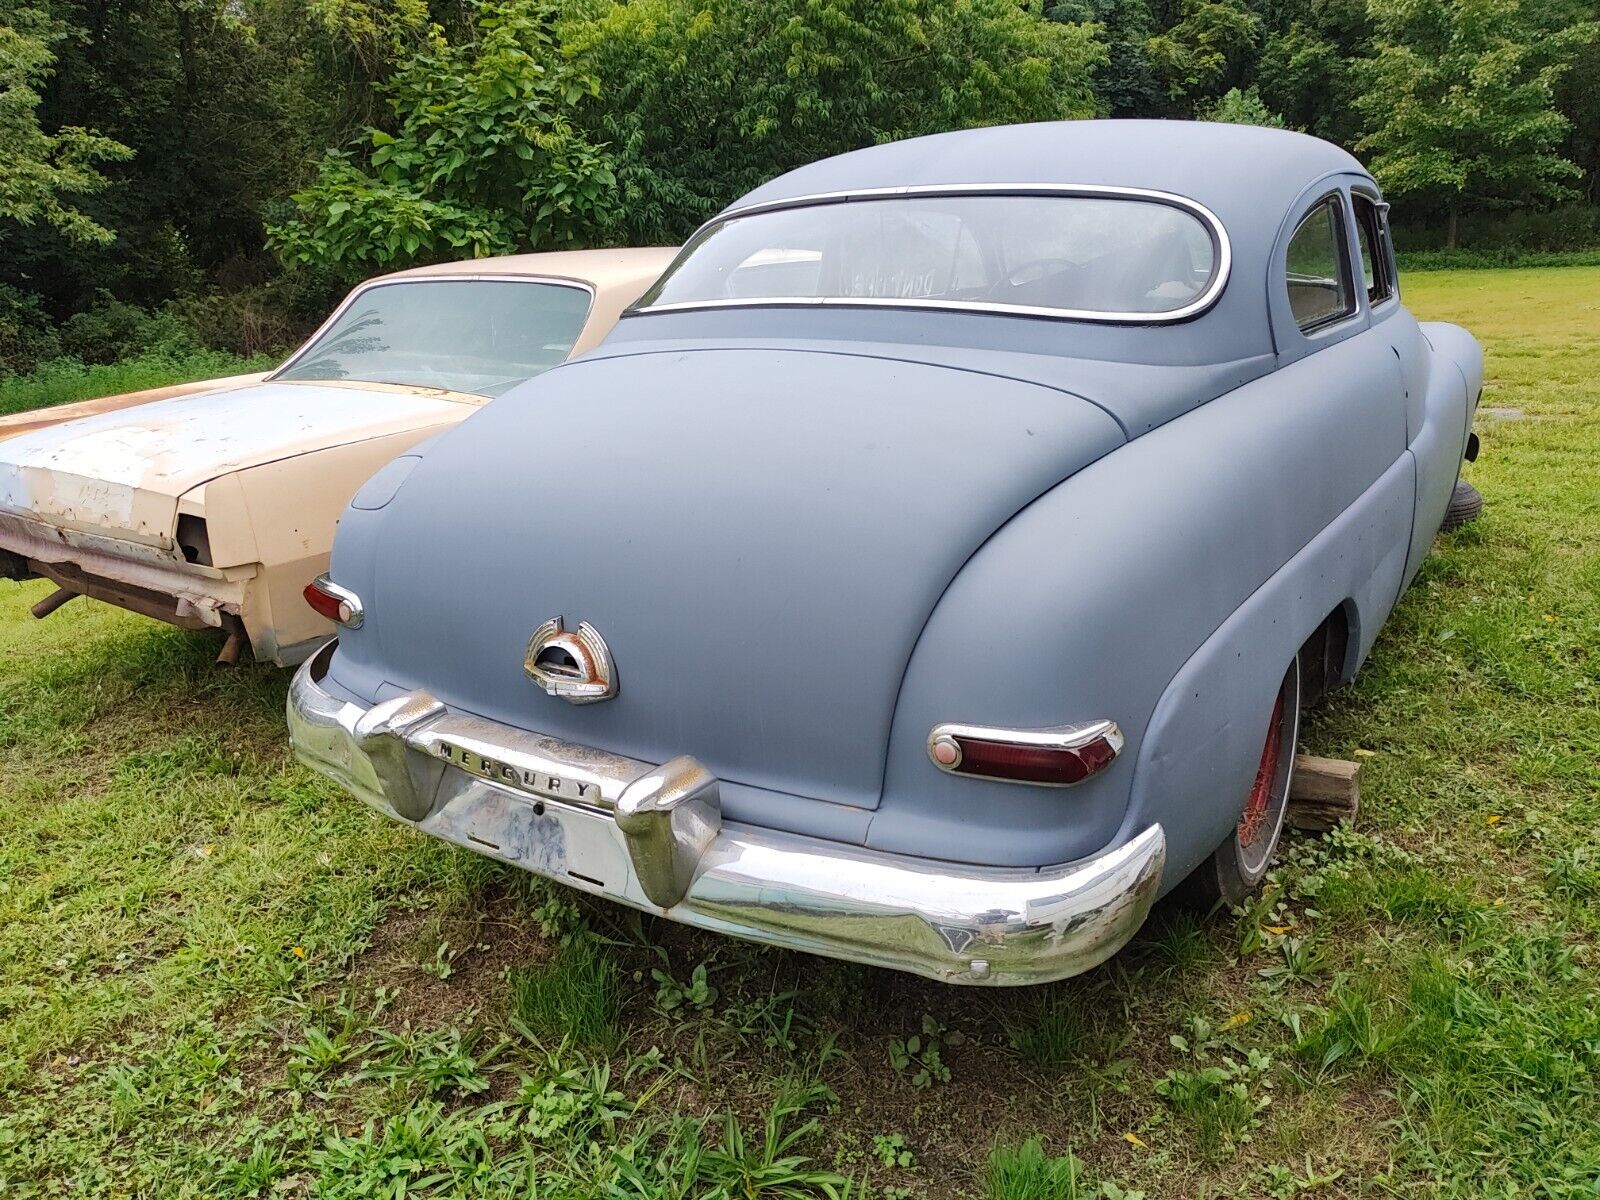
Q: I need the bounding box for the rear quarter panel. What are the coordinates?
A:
[873,327,1411,872]
[208,422,464,663]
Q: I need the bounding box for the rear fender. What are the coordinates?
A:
[1403,322,1482,585]
[1128,451,1413,888]
[873,330,1409,869]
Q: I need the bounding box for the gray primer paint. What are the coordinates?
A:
[323,120,1481,877]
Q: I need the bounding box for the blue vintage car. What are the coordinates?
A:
[288,121,1482,985]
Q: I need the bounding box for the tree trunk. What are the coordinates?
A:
[1447,201,1459,250]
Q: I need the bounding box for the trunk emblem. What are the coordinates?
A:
[524,617,618,704]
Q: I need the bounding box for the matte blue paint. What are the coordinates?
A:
[320,120,1480,884]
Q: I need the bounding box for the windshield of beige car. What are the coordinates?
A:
[636,192,1225,320]
[273,279,593,397]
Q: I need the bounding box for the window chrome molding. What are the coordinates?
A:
[634,183,1232,326]
[1350,185,1399,311]
[268,274,597,383]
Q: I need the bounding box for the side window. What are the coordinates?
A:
[1352,194,1395,306]
[1284,197,1355,333]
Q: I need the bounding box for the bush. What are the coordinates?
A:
[170,278,331,359]
[58,294,197,365]
[1393,204,1600,254]
[0,286,62,378]
[1397,248,1600,272]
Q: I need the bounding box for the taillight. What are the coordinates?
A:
[304,574,364,628]
[927,720,1123,787]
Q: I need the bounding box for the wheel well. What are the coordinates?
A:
[1297,601,1354,708]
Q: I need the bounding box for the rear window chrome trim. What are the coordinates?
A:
[633,183,1232,326]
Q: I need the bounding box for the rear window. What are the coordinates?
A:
[275,279,592,398]
[637,193,1223,320]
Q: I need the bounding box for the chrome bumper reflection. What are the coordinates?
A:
[288,641,1166,986]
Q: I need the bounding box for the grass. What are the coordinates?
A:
[0,265,1596,1197]
[0,349,277,417]
[510,934,622,1050]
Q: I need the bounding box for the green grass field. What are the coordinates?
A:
[1,267,1597,1198]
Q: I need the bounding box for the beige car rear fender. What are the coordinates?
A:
[196,423,463,665]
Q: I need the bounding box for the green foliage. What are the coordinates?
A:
[986,1137,1088,1199]
[0,349,272,416]
[562,0,1107,242]
[1201,85,1284,126]
[1255,0,1369,143]
[269,0,619,268]
[1356,0,1600,241]
[509,936,622,1051]
[56,294,196,365]
[887,1013,956,1088]
[0,282,61,374]
[0,3,130,245]
[1144,0,1261,101]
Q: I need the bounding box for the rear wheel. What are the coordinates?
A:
[1177,658,1301,909]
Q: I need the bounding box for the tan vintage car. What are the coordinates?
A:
[0,248,676,665]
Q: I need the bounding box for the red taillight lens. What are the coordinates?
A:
[303,574,363,628]
[928,721,1123,787]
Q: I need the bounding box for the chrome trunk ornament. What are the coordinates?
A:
[523,616,617,704]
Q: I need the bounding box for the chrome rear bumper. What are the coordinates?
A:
[288,642,1165,985]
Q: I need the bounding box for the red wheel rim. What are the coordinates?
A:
[1238,691,1285,849]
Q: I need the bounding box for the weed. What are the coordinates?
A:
[887,1014,956,1088]
[1156,1015,1275,1159]
[361,1025,501,1096]
[1256,934,1328,987]
[1261,1159,1345,1197]
[986,1137,1088,1199]
[1003,996,1095,1069]
[872,1133,914,1169]
[653,959,719,1014]
[509,936,621,1051]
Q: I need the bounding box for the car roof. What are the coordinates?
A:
[374,247,680,292]
[612,120,1374,372]
[727,120,1368,239]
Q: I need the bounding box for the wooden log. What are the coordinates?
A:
[1286,754,1360,832]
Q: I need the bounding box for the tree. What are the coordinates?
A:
[1048,0,1168,116]
[269,0,620,268]
[1356,0,1598,246]
[1255,0,1371,146]
[1144,0,1261,101]
[561,0,1108,244]
[1202,85,1285,125]
[0,3,130,246]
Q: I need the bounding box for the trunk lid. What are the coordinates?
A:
[0,381,469,544]
[361,348,1125,809]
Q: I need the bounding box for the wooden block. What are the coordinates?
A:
[1286,754,1360,832]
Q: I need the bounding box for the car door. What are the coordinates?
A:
[1267,183,1414,628]
[1350,188,1473,584]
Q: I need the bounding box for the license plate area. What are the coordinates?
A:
[421,771,633,897]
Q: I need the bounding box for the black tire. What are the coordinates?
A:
[1175,658,1301,910]
[1439,479,1484,533]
